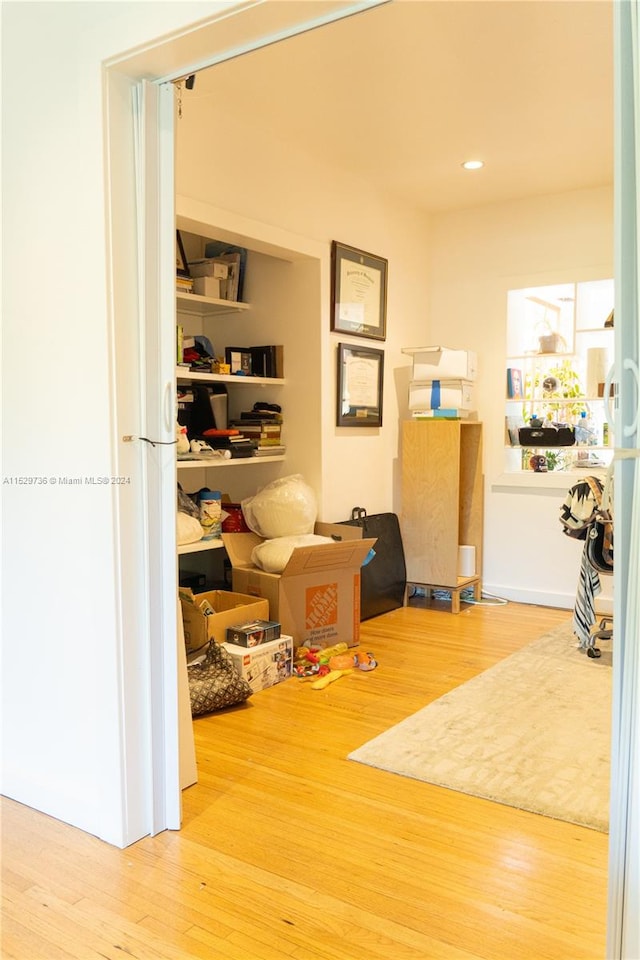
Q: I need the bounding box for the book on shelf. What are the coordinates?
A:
[506,367,524,399]
[246,435,283,447]
[253,445,286,457]
[229,420,282,439]
[411,408,473,419]
[229,421,281,431]
[202,428,241,439]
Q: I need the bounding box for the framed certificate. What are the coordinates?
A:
[176,230,190,277]
[337,342,384,427]
[331,241,387,341]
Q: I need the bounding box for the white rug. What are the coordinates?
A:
[349,622,611,832]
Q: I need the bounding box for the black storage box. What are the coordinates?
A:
[518,426,576,447]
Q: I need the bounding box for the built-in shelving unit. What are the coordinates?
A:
[174,198,323,590]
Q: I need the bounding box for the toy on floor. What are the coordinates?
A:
[310,669,353,690]
[293,643,378,679]
[355,651,378,671]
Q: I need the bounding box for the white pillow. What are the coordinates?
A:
[251,534,334,573]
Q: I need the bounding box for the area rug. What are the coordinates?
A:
[348,621,611,832]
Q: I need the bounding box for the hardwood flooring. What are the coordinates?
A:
[2,601,608,959]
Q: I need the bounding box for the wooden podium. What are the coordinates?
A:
[400,419,483,613]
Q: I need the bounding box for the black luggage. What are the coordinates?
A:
[339,507,407,620]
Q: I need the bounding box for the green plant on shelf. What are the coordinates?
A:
[523,358,588,424]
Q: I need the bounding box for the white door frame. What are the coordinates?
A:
[104,1,637,954]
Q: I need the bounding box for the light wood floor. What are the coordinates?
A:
[2,600,609,960]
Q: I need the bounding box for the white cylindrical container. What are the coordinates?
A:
[458,545,476,577]
[199,489,222,540]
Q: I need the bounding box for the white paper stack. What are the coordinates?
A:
[402,346,478,417]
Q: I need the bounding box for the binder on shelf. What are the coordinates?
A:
[249,345,284,379]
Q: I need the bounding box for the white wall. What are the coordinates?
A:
[428,186,614,609]
[0,0,241,846]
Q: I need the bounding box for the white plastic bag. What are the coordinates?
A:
[177,511,203,545]
[241,474,317,539]
[251,534,334,573]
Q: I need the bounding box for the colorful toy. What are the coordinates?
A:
[294,643,378,679]
[356,651,378,671]
[328,653,355,671]
[310,669,353,690]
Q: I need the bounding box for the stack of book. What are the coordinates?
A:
[176,275,194,295]
[200,428,256,458]
[230,412,285,457]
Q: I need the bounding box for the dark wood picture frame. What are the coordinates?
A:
[337,342,384,427]
[330,241,387,341]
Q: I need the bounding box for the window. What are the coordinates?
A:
[505,279,614,474]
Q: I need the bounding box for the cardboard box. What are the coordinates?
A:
[402,346,478,381]
[408,379,475,412]
[221,529,376,649]
[223,634,294,692]
[193,276,221,299]
[179,588,269,655]
[226,619,281,647]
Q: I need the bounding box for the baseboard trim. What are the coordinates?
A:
[482,584,613,617]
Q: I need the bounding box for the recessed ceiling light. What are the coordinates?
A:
[462,159,484,170]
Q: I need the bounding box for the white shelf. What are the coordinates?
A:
[575,326,614,334]
[177,455,285,469]
[506,444,612,452]
[505,396,605,403]
[176,367,285,386]
[176,292,250,317]
[492,468,609,492]
[178,538,225,556]
[506,352,575,361]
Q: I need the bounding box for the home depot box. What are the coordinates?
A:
[179,588,269,655]
[221,530,376,649]
[223,634,294,692]
[408,379,475,412]
[402,346,478,381]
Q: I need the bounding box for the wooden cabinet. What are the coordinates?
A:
[400,419,483,612]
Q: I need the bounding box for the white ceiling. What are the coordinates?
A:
[184,0,613,216]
